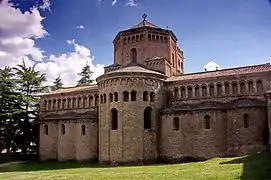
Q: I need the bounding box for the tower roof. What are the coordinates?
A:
[131,20,160,29]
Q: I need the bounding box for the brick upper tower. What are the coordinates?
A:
[111,14,184,76]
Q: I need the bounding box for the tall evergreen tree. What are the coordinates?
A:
[0,67,23,154]
[13,61,47,155]
[51,74,63,91]
[77,64,94,85]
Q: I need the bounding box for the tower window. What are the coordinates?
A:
[232,82,238,95]
[256,80,263,93]
[204,115,211,130]
[244,113,249,128]
[131,48,137,64]
[123,91,129,102]
[95,95,99,106]
[172,53,175,68]
[173,117,179,131]
[103,93,106,104]
[174,88,179,99]
[195,86,200,98]
[61,124,66,135]
[217,84,222,96]
[44,125,48,135]
[114,92,118,102]
[202,85,207,97]
[144,107,152,129]
[225,82,230,95]
[143,91,148,101]
[209,84,214,97]
[188,87,193,99]
[111,108,118,130]
[109,93,113,102]
[81,125,86,135]
[240,81,246,94]
[131,91,137,101]
[150,92,155,102]
[248,81,254,93]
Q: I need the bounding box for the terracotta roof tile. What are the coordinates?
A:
[42,84,98,96]
[131,20,160,29]
[167,63,271,82]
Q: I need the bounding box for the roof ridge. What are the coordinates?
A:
[175,63,271,77]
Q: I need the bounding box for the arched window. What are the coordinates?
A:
[131,91,137,101]
[61,124,65,135]
[172,53,175,68]
[62,99,66,109]
[225,82,230,95]
[188,87,193,98]
[100,95,103,104]
[217,84,222,96]
[150,92,155,102]
[181,62,184,70]
[144,107,152,129]
[123,91,129,102]
[53,100,56,110]
[244,113,249,128]
[111,108,118,130]
[57,99,61,109]
[114,92,118,102]
[48,100,52,110]
[173,117,179,131]
[77,97,82,108]
[44,125,48,135]
[81,125,86,135]
[89,96,93,107]
[95,95,99,106]
[232,82,238,95]
[131,48,137,64]
[67,98,71,109]
[195,86,200,98]
[143,91,148,101]
[202,85,207,97]
[248,81,254,93]
[204,115,211,130]
[209,84,214,97]
[83,97,87,107]
[103,93,106,104]
[256,80,263,93]
[109,93,113,102]
[240,82,246,94]
[173,87,179,99]
[44,100,48,110]
[72,98,76,108]
[181,87,186,99]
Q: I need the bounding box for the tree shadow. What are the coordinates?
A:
[219,153,271,180]
[0,160,101,172]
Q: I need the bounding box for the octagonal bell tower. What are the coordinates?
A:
[111,14,184,76]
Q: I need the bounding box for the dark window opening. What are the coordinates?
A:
[61,124,65,135]
[225,83,230,95]
[83,97,87,107]
[217,84,222,96]
[131,48,137,64]
[95,96,99,106]
[44,125,48,135]
[44,100,47,110]
[58,100,61,109]
[131,91,137,101]
[143,91,148,101]
[209,85,214,96]
[144,107,152,129]
[67,99,71,109]
[48,100,51,110]
[181,87,186,98]
[72,98,76,108]
[232,83,238,95]
[81,125,86,135]
[240,82,246,94]
[53,100,56,110]
[89,96,93,107]
[173,117,179,131]
[204,115,211,130]
[244,113,249,128]
[150,92,155,102]
[174,88,179,99]
[248,81,254,93]
[103,94,106,104]
[62,99,66,109]
[109,93,113,102]
[78,97,81,108]
[123,91,129,102]
[256,80,263,93]
[114,92,118,102]
[100,95,103,104]
[188,87,193,98]
[195,86,200,98]
[111,108,118,130]
[202,86,207,97]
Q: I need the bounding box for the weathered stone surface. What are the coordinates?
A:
[39,18,271,165]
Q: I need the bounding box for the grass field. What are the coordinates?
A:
[0,153,271,180]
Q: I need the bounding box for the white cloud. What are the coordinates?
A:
[204,61,220,71]
[0,0,105,87]
[76,25,85,29]
[126,0,138,7]
[39,0,51,11]
[112,0,117,6]
[35,40,105,86]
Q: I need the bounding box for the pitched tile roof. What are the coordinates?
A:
[106,65,164,75]
[42,84,98,96]
[167,63,271,82]
[131,20,160,29]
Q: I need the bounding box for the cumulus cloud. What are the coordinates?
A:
[204,61,220,71]
[39,0,51,11]
[0,0,105,87]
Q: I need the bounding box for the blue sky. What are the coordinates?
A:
[2,0,271,85]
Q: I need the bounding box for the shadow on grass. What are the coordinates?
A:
[0,160,101,172]
[220,153,271,180]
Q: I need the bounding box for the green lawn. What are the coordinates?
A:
[0,153,271,180]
